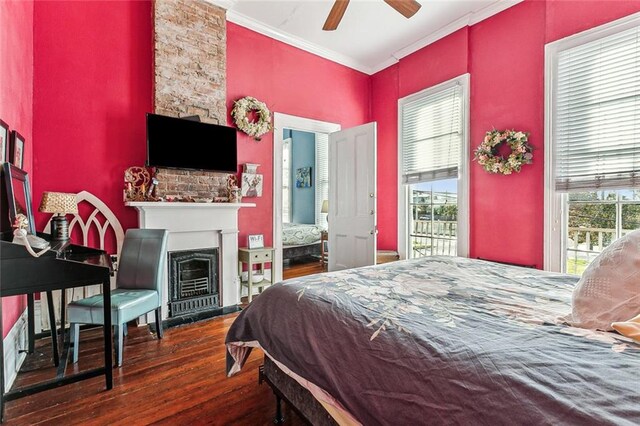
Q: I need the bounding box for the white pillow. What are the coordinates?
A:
[567,229,640,331]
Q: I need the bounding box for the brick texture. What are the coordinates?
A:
[153,0,231,199]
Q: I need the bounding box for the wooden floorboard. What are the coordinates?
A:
[3,313,306,426]
[283,258,326,280]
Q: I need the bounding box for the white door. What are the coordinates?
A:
[328,122,377,271]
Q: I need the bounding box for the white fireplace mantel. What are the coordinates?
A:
[125,201,255,319]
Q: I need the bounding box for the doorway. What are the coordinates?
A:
[272,113,340,283]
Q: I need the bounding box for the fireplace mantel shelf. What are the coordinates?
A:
[125,201,256,209]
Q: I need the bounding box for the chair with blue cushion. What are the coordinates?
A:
[67,228,169,366]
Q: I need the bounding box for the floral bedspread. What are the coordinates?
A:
[226,256,640,425]
[282,222,324,246]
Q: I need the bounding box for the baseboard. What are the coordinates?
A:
[3,308,28,393]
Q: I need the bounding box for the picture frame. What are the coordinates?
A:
[2,163,36,234]
[241,173,264,197]
[10,130,25,169]
[248,234,264,249]
[0,119,8,163]
[296,167,312,188]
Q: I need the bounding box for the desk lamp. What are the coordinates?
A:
[39,192,78,242]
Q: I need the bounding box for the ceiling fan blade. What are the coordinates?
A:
[383,0,422,19]
[323,0,350,31]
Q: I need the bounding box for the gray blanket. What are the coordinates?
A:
[226,256,640,425]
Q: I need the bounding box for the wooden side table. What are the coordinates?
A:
[320,230,328,266]
[238,247,275,303]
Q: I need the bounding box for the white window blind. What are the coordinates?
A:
[401,84,462,184]
[554,25,640,192]
[315,133,329,226]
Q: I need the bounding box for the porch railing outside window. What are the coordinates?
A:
[565,190,640,275]
[409,188,457,258]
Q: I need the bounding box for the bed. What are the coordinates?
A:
[282,222,324,262]
[226,256,640,425]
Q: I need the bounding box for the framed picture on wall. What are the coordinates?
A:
[248,234,264,249]
[241,173,264,198]
[0,119,9,163]
[10,130,25,169]
[296,167,312,188]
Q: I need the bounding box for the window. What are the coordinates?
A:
[315,133,329,226]
[398,74,469,259]
[545,13,640,273]
[565,190,640,275]
[408,179,458,258]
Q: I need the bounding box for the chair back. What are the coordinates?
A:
[41,190,125,332]
[117,229,169,293]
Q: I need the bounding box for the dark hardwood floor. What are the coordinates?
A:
[4,314,305,426]
[283,258,326,280]
[281,250,400,281]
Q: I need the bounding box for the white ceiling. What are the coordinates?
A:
[210,0,522,74]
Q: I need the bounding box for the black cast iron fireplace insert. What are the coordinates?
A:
[168,248,220,317]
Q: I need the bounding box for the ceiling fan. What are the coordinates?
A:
[323,0,422,31]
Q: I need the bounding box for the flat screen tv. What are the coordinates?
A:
[146,113,237,173]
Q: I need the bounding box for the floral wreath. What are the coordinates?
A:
[231,96,273,141]
[474,129,533,175]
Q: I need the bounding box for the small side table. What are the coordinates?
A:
[239,247,275,303]
[320,230,328,266]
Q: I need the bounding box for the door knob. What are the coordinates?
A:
[369,193,374,198]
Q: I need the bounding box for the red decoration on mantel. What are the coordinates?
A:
[124,166,158,201]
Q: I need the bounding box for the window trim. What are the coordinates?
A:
[544,12,640,272]
[397,74,470,260]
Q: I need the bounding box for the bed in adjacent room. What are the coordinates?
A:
[282,222,324,262]
[226,256,640,425]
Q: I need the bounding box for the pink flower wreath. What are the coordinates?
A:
[473,129,533,175]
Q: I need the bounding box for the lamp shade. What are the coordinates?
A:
[39,192,78,215]
[321,200,329,214]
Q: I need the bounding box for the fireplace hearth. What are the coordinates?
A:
[168,248,219,318]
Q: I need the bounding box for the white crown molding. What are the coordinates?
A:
[468,0,523,26]
[211,0,524,75]
[373,13,473,74]
[372,0,524,73]
[370,57,401,75]
[204,0,236,11]
[226,9,374,74]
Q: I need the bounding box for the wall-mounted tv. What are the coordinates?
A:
[146,113,237,173]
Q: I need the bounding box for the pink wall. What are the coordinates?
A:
[32,0,153,235]
[546,0,640,43]
[468,1,546,267]
[1,0,34,337]
[30,10,369,257]
[371,65,399,250]
[372,0,640,268]
[227,22,371,247]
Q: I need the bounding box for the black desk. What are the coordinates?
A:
[0,239,113,421]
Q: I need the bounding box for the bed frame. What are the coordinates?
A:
[260,356,337,425]
[283,243,320,262]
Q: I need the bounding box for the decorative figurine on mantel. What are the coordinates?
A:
[124,166,159,202]
[227,175,241,203]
